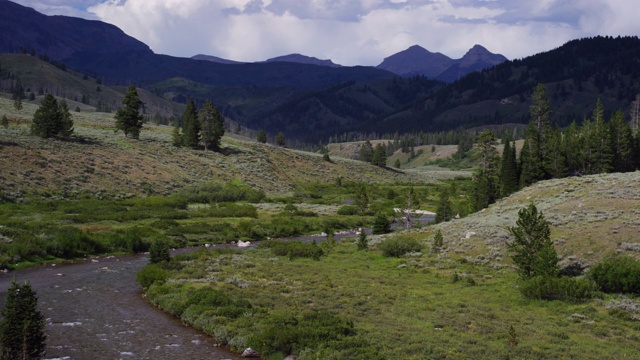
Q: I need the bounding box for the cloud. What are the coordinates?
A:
[10,0,640,66]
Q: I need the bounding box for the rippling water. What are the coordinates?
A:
[0,254,240,360]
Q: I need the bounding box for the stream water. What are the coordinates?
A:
[0,254,241,360]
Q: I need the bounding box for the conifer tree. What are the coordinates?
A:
[357,230,368,250]
[520,84,553,185]
[432,229,444,253]
[563,120,584,176]
[584,100,612,174]
[359,140,373,162]
[275,132,286,147]
[609,110,635,172]
[198,100,224,151]
[499,140,519,197]
[182,97,199,148]
[256,130,267,143]
[114,85,144,139]
[435,187,453,223]
[13,98,22,111]
[547,127,567,178]
[58,100,74,138]
[355,184,369,214]
[31,94,61,138]
[507,203,558,279]
[371,143,387,167]
[471,130,499,211]
[372,212,392,235]
[0,281,46,359]
[171,121,183,147]
[1,115,8,128]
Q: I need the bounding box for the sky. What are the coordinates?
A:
[11,0,640,66]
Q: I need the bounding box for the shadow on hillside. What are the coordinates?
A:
[0,139,19,147]
[220,147,243,156]
[384,166,405,174]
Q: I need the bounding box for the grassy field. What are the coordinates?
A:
[140,171,640,359]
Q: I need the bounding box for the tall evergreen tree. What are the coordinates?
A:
[31,94,61,139]
[563,120,584,176]
[547,127,567,178]
[499,140,519,197]
[198,100,224,151]
[182,97,199,148]
[359,140,374,162]
[114,85,144,139]
[0,281,46,360]
[435,187,453,223]
[584,99,612,174]
[520,84,553,185]
[371,143,387,167]
[609,110,635,173]
[58,100,74,138]
[471,130,500,211]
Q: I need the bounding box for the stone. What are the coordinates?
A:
[241,348,260,358]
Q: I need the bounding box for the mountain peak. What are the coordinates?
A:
[377,45,452,78]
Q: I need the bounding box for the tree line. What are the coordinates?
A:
[472,84,640,211]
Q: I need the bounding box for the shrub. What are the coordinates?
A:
[589,256,640,294]
[258,240,323,260]
[250,311,355,356]
[337,205,358,215]
[149,238,171,264]
[519,276,596,302]
[47,227,107,259]
[136,264,168,289]
[379,237,422,257]
[372,212,392,235]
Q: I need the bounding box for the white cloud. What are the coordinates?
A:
[10,0,640,66]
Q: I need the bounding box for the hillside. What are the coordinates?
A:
[0,54,183,118]
[0,96,447,202]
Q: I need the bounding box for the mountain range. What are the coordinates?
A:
[1,0,640,143]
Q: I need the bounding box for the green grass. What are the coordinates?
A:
[143,241,640,359]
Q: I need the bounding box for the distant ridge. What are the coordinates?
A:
[377,44,507,82]
[191,54,244,65]
[265,53,341,67]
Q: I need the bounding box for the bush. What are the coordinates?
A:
[372,212,392,235]
[250,311,355,356]
[337,205,358,216]
[258,240,323,260]
[379,237,422,257]
[136,264,168,289]
[589,256,640,294]
[149,238,171,264]
[519,276,596,302]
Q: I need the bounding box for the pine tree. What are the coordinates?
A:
[357,230,368,250]
[58,100,74,138]
[471,130,499,211]
[1,115,8,128]
[355,184,369,214]
[31,94,61,139]
[499,140,519,197]
[171,121,183,147]
[432,229,444,253]
[584,100,613,174]
[435,187,453,223]
[520,84,553,185]
[182,98,199,148]
[198,100,224,151]
[507,203,557,279]
[372,212,392,235]
[114,85,144,139]
[564,120,584,176]
[609,110,635,172]
[0,281,46,360]
[275,132,286,147]
[13,98,22,111]
[256,130,267,143]
[359,140,373,162]
[371,143,387,167]
[547,127,567,178]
